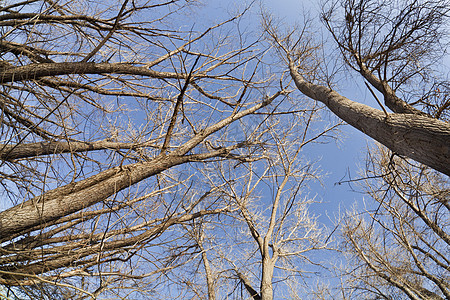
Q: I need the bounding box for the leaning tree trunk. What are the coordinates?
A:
[289,61,450,176]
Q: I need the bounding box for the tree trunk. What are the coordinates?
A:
[289,62,450,176]
[0,62,183,83]
[236,271,261,300]
[0,154,188,240]
[260,255,275,300]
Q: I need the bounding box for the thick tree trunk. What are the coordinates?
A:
[0,154,188,240]
[289,62,450,176]
[260,255,275,300]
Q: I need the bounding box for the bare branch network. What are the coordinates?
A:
[0,0,333,298]
[0,0,448,299]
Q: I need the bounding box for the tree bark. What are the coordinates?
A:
[236,271,261,300]
[260,255,275,300]
[200,246,216,300]
[0,62,186,84]
[289,61,450,176]
[0,140,157,160]
[0,154,187,240]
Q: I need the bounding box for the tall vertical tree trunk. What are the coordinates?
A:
[260,255,275,300]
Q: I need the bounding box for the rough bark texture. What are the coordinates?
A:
[289,62,450,176]
[0,140,156,160]
[260,255,275,300]
[0,155,186,240]
[0,62,184,83]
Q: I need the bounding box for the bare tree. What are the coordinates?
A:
[281,1,449,298]
[222,115,338,300]
[0,0,292,297]
[339,146,449,300]
[3,0,446,298]
[263,1,449,298]
[161,102,341,299]
[279,0,450,175]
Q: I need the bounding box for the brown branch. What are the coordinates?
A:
[357,60,428,116]
[235,271,261,300]
[0,94,278,240]
[161,55,200,153]
[0,41,54,63]
[0,62,187,83]
[1,208,226,282]
[80,0,129,63]
[0,140,159,160]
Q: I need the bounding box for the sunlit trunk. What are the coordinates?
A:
[289,62,450,176]
[260,255,275,300]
